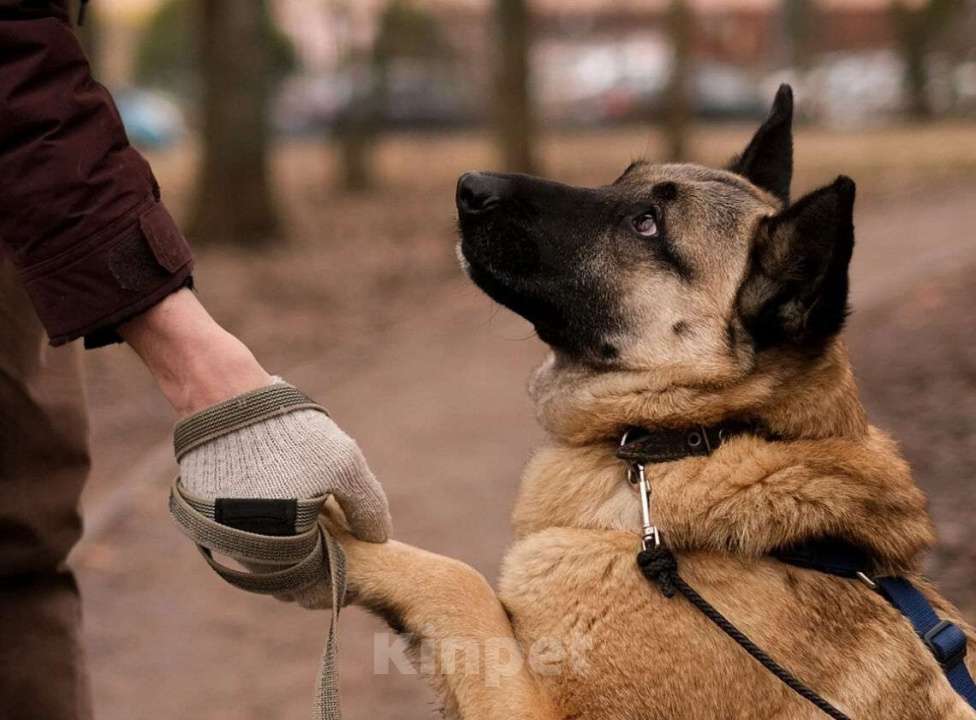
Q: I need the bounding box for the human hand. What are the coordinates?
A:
[173,378,391,608]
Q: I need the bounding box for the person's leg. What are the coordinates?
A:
[0,259,93,720]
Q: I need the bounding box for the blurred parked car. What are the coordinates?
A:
[693,63,765,119]
[956,62,976,113]
[115,88,186,150]
[764,50,974,128]
[274,74,348,135]
[537,36,765,126]
[383,61,475,129]
[536,35,671,126]
[803,51,906,127]
[274,62,473,134]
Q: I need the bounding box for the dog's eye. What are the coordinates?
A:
[632,212,658,237]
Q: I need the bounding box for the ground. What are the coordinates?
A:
[72,125,976,719]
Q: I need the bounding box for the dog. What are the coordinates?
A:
[325,85,976,719]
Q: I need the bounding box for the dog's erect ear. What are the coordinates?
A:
[737,176,856,351]
[729,84,794,205]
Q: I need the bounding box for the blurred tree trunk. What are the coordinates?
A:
[336,117,375,193]
[892,0,932,118]
[665,0,693,162]
[782,0,816,70]
[74,0,99,72]
[189,0,278,246]
[331,0,378,192]
[891,0,962,119]
[334,70,381,193]
[494,0,538,174]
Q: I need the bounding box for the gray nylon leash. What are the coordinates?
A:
[170,481,346,720]
[169,384,346,720]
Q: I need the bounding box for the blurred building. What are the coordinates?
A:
[273,0,963,127]
[93,0,973,133]
[283,0,931,69]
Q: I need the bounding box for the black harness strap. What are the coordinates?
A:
[619,421,976,719]
[637,547,852,720]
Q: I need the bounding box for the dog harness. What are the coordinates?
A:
[169,384,347,720]
[618,424,976,719]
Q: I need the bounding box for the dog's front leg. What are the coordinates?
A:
[334,529,558,720]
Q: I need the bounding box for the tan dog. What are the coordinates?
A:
[328,86,976,719]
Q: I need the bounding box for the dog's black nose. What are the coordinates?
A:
[457,172,509,215]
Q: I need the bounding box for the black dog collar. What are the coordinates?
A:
[616,420,761,465]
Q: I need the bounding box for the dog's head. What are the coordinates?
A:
[457,86,858,438]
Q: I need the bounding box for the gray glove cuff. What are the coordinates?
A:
[174,381,326,460]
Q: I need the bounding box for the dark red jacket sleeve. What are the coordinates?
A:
[0,1,193,347]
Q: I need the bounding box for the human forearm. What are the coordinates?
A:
[119,288,271,418]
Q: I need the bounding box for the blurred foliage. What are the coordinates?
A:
[373,0,454,64]
[134,0,296,95]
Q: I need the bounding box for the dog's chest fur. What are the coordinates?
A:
[496,441,976,719]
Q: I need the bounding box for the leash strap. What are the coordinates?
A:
[169,482,330,591]
[637,546,852,720]
[170,480,346,720]
[620,424,843,718]
[170,384,346,720]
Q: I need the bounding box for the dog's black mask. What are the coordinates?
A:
[456,87,857,369]
[456,172,626,363]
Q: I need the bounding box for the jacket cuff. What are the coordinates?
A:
[18,199,194,347]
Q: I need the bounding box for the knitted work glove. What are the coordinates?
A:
[176,377,390,608]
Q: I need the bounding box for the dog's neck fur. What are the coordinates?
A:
[529,340,868,445]
[514,339,934,575]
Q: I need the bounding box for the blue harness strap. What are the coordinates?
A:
[875,577,976,709]
[778,541,976,711]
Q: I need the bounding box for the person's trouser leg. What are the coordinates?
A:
[0,259,93,720]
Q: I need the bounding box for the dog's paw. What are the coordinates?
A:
[320,495,355,543]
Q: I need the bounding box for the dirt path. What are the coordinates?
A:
[73,182,976,720]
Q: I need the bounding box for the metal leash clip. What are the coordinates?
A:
[621,430,660,550]
[631,462,661,550]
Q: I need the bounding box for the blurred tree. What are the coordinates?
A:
[333,61,378,193]
[891,0,963,118]
[187,0,287,247]
[73,0,99,73]
[333,0,454,192]
[329,0,373,192]
[782,0,817,70]
[665,0,694,161]
[135,0,194,93]
[135,0,294,97]
[493,0,538,174]
[373,0,452,60]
